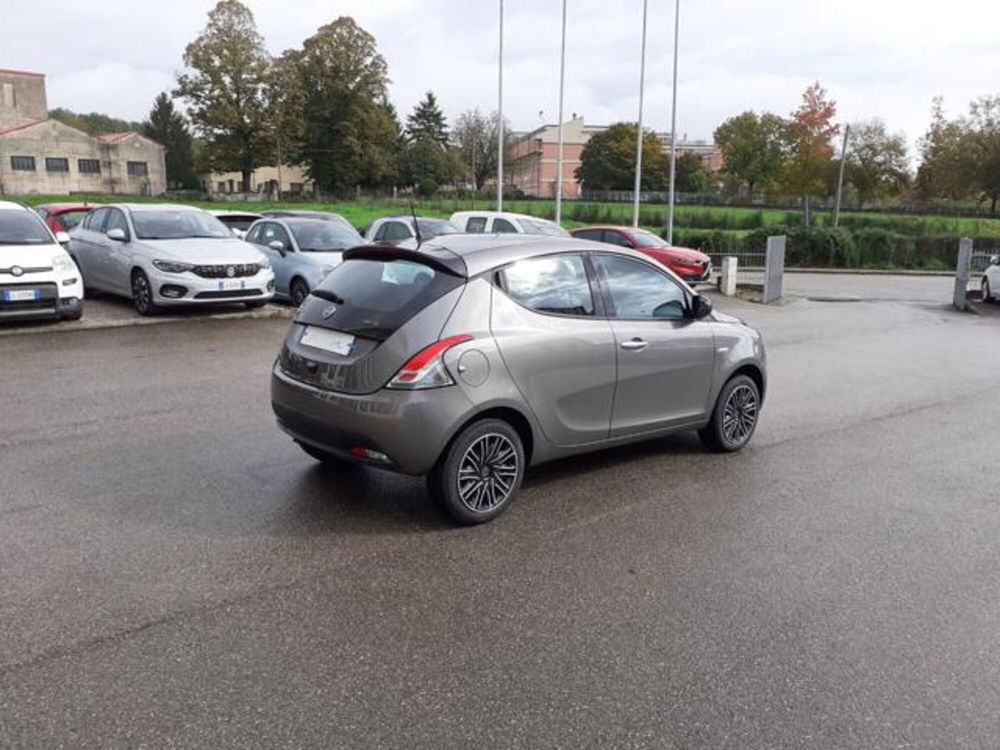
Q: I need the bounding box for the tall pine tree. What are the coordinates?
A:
[142,93,198,189]
[405,91,449,146]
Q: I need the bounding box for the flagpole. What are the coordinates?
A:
[555,0,568,224]
[666,0,680,244]
[496,0,505,211]
[631,0,648,227]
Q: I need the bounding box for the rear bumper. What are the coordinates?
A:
[271,362,476,475]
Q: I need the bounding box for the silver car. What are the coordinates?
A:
[271,235,766,524]
[69,204,275,315]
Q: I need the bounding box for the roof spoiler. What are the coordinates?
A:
[342,245,467,278]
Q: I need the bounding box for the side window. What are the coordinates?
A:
[601,230,633,248]
[465,217,487,234]
[105,209,129,238]
[374,222,390,241]
[262,223,292,250]
[501,254,594,317]
[593,254,687,320]
[383,222,412,242]
[574,229,600,242]
[245,224,261,243]
[493,218,518,234]
[87,208,110,233]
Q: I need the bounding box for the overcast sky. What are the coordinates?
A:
[5,0,1000,151]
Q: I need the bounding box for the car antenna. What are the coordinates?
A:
[409,199,423,249]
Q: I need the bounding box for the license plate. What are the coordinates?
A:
[217,279,247,291]
[300,326,355,356]
[4,289,38,302]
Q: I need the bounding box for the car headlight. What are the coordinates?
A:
[674,257,702,267]
[257,256,270,269]
[52,255,75,272]
[152,259,194,273]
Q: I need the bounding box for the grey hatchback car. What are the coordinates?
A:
[271,235,766,524]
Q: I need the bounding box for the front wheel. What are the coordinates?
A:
[131,270,160,316]
[290,278,310,307]
[983,277,992,302]
[699,374,760,452]
[428,419,525,525]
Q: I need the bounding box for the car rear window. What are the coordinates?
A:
[299,257,464,341]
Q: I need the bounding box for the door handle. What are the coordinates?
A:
[620,338,648,351]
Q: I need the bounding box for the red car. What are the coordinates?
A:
[570,225,713,283]
[34,203,95,235]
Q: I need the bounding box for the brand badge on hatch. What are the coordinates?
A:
[322,304,337,319]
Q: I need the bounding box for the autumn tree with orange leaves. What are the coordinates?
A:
[780,82,840,205]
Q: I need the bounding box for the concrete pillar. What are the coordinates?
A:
[719,256,738,296]
[953,237,973,311]
[763,235,786,304]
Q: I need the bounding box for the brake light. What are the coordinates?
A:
[387,334,472,390]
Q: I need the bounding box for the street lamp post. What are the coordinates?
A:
[555,0,568,224]
[631,0,648,228]
[666,0,680,244]
[497,0,505,212]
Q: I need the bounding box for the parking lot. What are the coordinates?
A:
[2,273,999,747]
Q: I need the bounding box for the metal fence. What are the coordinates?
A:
[706,249,766,287]
[708,235,786,304]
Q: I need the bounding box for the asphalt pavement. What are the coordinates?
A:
[2,274,999,748]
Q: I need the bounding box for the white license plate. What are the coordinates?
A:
[300,326,355,356]
[217,279,247,291]
[4,289,38,302]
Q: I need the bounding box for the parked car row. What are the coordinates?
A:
[2,201,714,323]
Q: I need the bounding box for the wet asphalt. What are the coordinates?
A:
[2,274,999,748]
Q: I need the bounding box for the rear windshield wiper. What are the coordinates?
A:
[312,289,345,305]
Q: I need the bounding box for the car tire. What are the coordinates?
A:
[428,418,525,525]
[61,310,83,322]
[699,374,761,453]
[983,277,992,302]
[131,270,160,316]
[296,440,343,465]
[290,278,310,307]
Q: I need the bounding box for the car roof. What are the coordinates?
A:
[209,210,261,218]
[450,210,544,222]
[35,202,95,213]
[110,203,205,212]
[571,225,639,232]
[0,200,30,212]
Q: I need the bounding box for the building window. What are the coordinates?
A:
[78,158,101,174]
[127,161,148,177]
[10,156,36,172]
[45,157,69,173]
[216,182,226,193]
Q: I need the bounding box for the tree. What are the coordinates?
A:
[713,111,787,195]
[575,122,667,191]
[141,93,198,189]
[844,119,909,209]
[292,17,395,195]
[915,97,967,200]
[670,151,711,193]
[175,0,272,192]
[961,95,1000,213]
[405,91,448,146]
[266,50,307,186]
[781,82,839,200]
[49,108,141,136]
[453,109,509,191]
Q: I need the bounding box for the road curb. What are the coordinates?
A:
[0,305,295,338]
[784,268,954,277]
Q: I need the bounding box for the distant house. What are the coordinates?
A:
[0,68,166,195]
[508,116,723,199]
[207,164,314,201]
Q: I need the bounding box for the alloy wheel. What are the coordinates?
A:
[132,273,151,314]
[722,384,758,445]
[291,280,309,307]
[456,433,519,513]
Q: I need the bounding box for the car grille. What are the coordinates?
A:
[193,289,264,299]
[0,266,53,276]
[192,263,259,278]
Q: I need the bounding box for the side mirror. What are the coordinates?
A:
[107,227,127,242]
[991,255,1000,266]
[268,240,287,256]
[690,294,713,319]
[55,230,70,246]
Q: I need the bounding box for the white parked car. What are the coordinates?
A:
[364,215,460,245]
[208,210,263,239]
[68,204,274,316]
[982,255,1000,302]
[0,200,83,322]
[449,210,568,237]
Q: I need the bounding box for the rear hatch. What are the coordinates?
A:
[279,246,467,394]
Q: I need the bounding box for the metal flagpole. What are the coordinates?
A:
[555,0,568,224]
[834,124,850,227]
[631,0,648,227]
[666,0,680,244]
[497,0,505,212]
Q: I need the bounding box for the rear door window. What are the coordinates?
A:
[465,217,487,233]
[500,254,594,317]
[493,218,518,233]
[300,257,465,340]
[602,230,633,247]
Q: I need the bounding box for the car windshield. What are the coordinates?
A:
[520,218,568,237]
[288,220,363,251]
[416,219,459,238]
[0,210,55,246]
[57,210,90,229]
[132,210,232,240]
[631,229,669,247]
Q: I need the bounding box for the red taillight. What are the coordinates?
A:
[387,334,472,389]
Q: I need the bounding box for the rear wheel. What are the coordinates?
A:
[983,277,992,302]
[699,374,760,452]
[131,270,160,316]
[428,419,525,525]
[296,440,342,465]
[290,278,310,307]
